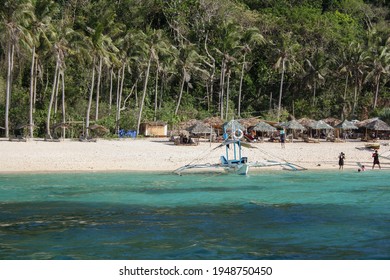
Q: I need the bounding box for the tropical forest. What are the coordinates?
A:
[1,0,390,138]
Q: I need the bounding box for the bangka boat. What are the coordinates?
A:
[174,123,305,176]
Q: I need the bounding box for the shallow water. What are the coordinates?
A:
[0,170,389,260]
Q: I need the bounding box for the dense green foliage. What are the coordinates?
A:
[0,0,389,138]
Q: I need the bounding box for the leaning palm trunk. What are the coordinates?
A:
[175,68,186,116]
[5,42,14,138]
[115,66,125,135]
[154,69,159,121]
[277,58,286,122]
[238,54,246,117]
[225,70,231,120]
[342,74,349,119]
[46,58,60,139]
[95,57,103,121]
[219,59,226,119]
[373,74,381,109]
[109,68,114,114]
[60,72,66,138]
[137,55,152,135]
[29,47,36,138]
[86,58,96,139]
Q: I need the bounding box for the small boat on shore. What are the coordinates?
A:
[365,143,380,150]
[174,123,305,176]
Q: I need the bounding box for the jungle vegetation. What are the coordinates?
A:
[0,0,389,138]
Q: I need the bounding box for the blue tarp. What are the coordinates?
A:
[119,129,137,138]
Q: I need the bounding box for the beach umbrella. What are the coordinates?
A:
[333,120,358,139]
[187,121,215,135]
[223,120,245,132]
[311,120,334,130]
[334,120,358,130]
[251,121,277,140]
[283,119,306,130]
[252,121,277,132]
[280,120,305,142]
[298,118,317,129]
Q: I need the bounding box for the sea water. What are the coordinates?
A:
[0,170,389,260]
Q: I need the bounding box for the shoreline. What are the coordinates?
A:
[1,137,389,174]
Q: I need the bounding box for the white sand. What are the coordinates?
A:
[1,138,389,173]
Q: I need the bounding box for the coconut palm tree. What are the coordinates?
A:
[274,33,301,122]
[136,28,173,135]
[365,45,390,109]
[237,27,265,117]
[26,0,57,138]
[0,0,34,138]
[214,21,241,119]
[302,49,328,107]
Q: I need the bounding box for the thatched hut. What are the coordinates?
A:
[140,121,168,137]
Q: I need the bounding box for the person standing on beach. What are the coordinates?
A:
[338,152,345,170]
[372,150,381,169]
[280,129,286,148]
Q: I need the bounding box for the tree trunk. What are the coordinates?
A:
[373,74,381,109]
[29,46,36,138]
[61,71,66,139]
[175,68,186,116]
[5,42,14,138]
[115,68,121,135]
[154,69,159,121]
[277,58,286,122]
[86,58,96,139]
[342,74,349,119]
[46,58,60,139]
[109,68,113,115]
[219,58,226,119]
[95,57,103,121]
[312,80,317,107]
[238,54,246,118]
[137,55,152,135]
[352,76,359,117]
[225,70,231,120]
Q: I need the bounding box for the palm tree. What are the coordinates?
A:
[136,28,173,135]
[237,27,265,117]
[0,0,34,138]
[302,49,328,107]
[174,44,205,116]
[46,17,84,139]
[348,42,370,116]
[274,33,301,121]
[365,45,390,109]
[26,0,57,138]
[84,22,118,138]
[215,21,241,119]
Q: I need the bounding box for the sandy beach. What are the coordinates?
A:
[1,137,389,173]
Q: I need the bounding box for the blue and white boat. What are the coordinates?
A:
[174,121,305,175]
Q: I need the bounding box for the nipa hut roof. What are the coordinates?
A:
[223,120,245,131]
[238,117,260,128]
[362,118,390,131]
[322,117,341,127]
[187,121,215,134]
[252,121,277,132]
[311,120,334,130]
[282,119,306,130]
[203,117,224,129]
[334,120,358,130]
[298,118,317,129]
[177,119,199,130]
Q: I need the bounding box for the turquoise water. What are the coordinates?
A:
[0,170,389,260]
